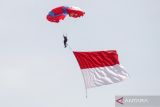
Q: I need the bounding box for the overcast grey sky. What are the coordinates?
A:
[0,0,160,107]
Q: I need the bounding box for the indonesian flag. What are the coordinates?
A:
[73,50,129,89]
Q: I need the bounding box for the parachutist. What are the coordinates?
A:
[63,35,68,48]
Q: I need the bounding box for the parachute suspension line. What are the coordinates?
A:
[64,34,87,98]
[81,71,88,99]
[67,44,73,51]
[79,67,88,98]
[85,85,88,99]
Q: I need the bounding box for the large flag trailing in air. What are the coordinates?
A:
[73,50,129,89]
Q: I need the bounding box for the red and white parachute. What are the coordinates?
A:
[46,6,85,23]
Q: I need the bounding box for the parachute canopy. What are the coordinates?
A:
[47,6,85,23]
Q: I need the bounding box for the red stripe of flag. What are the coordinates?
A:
[73,50,119,69]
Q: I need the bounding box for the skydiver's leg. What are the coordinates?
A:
[64,40,67,48]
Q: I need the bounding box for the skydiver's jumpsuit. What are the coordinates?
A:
[63,36,68,48]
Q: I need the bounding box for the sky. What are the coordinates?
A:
[0,0,160,107]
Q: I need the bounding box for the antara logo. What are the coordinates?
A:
[116,97,124,104]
